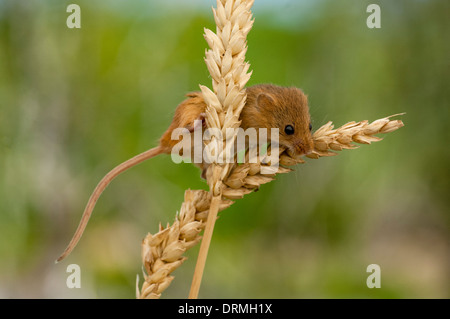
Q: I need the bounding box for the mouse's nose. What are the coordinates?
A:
[293,138,314,156]
[293,140,305,155]
[304,141,314,155]
[304,135,315,154]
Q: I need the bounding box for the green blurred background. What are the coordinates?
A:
[0,0,448,298]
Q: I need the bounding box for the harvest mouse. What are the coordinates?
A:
[56,84,314,262]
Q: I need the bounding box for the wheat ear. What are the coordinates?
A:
[137,0,405,298]
[189,0,255,299]
[137,112,404,299]
[138,0,255,299]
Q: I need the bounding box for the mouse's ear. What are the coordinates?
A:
[256,93,275,110]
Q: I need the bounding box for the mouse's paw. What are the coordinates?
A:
[186,113,207,133]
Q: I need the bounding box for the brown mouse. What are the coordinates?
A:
[56,84,314,262]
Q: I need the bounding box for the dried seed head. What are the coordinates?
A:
[138,0,404,299]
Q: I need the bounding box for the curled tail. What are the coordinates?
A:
[56,146,165,262]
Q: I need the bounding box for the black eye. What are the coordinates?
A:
[309,123,312,131]
[284,125,295,135]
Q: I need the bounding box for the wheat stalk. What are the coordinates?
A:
[188,0,255,299]
[138,0,255,298]
[137,114,404,298]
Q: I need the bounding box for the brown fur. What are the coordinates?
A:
[159,92,207,152]
[162,84,313,155]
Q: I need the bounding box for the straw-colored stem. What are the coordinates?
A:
[185,0,255,299]
[188,195,221,299]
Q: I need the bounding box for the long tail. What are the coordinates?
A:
[56,146,165,263]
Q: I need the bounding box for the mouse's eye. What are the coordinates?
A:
[309,123,312,131]
[284,125,295,135]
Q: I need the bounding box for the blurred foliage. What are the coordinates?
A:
[0,0,448,298]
